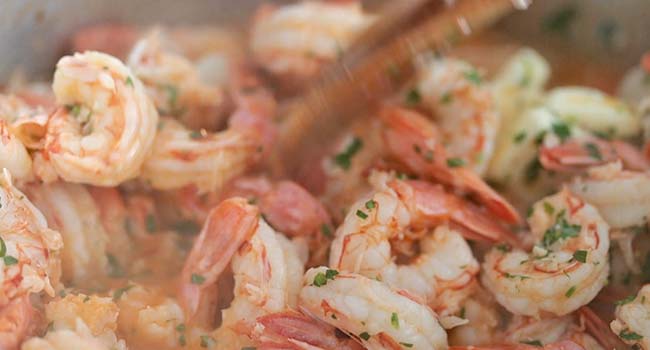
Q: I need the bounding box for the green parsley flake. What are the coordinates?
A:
[0,237,6,256]
[3,256,17,266]
[321,224,333,238]
[359,332,371,341]
[125,76,134,87]
[189,130,204,139]
[524,158,543,184]
[496,244,511,253]
[405,88,421,105]
[365,200,377,210]
[113,285,134,301]
[440,92,453,104]
[543,202,554,215]
[446,158,465,167]
[400,343,413,348]
[313,269,338,287]
[573,250,588,263]
[513,131,527,144]
[459,307,466,319]
[463,69,482,85]
[145,214,157,233]
[521,340,543,347]
[191,273,205,285]
[179,334,186,346]
[542,5,578,34]
[107,253,125,278]
[334,137,363,170]
[200,335,215,348]
[551,121,571,142]
[619,329,643,341]
[615,295,636,306]
[584,143,602,160]
[176,323,186,332]
[391,312,400,329]
[565,285,576,298]
[542,212,581,248]
[356,210,368,219]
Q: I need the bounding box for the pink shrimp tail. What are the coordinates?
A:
[253,310,363,350]
[0,295,38,350]
[577,306,627,350]
[540,138,649,172]
[381,106,521,225]
[178,198,259,325]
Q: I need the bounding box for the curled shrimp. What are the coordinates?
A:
[482,189,610,318]
[250,310,363,350]
[299,267,448,350]
[381,106,521,224]
[140,67,276,193]
[250,1,375,94]
[24,182,109,289]
[610,284,650,349]
[330,171,514,315]
[44,51,158,186]
[0,170,62,306]
[568,162,650,229]
[178,197,304,348]
[415,57,499,175]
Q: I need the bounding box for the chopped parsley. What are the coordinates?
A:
[107,253,125,278]
[179,334,186,346]
[365,199,377,210]
[405,88,421,105]
[573,250,588,263]
[565,285,576,298]
[113,285,134,301]
[551,121,571,142]
[542,211,581,248]
[521,340,543,347]
[496,243,511,252]
[534,130,547,146]
[584,143,602,160]
[200,335,215,348]
[524,158,542,184]
[504,273,530,280]
[463,69,482,85]
[191,273,205,285]
[0,237,6,257]
[543,202,554,215]
[67,104,81,117]
[176,323,186,332]
[619,329,643,341]
[189,130,204,139]
[125,76,134,87]
[391,312,400,329]
[359,332,371,341]
[321,224,333,238]
[513,131,527,144]
[615,295,636,306]
[172,220,201,235]
[145,214,157,233]
[440,92,453,104]
[400,343,413,348]
[542,5,578,34]
[446,157,465,167]
[356,210,368,219]
[312,269,338,287]
[334,137,363,170]
[459,307,466,319]
[3,256,17,266]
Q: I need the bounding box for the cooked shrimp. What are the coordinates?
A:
[329,171,515,315]
[415,57,499,175]
[45,51,158,186]
[381,106,521,224]
[24,182,109,289]
[127,29,228,130]
[21,318,127,350]
[447,292,501,346]
[250,1,375,94]
[540,137,649,173]
[568,162,650,229]
[610,284,650,349]
[0,295,38,350]
[250,310,363,350]
[449,340,585,350]
[140,66,275,193]
[482,189,610,317]
[0,170,62,306]
[299,267,448,350]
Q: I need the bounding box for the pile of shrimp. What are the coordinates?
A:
[2,1,650,349]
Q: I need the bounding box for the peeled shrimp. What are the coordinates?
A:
[0,170,62,306]
[449,340,585,350]
[330,171,514,315]
[178,197,304,347]
[568,162,650,229]
[610,284,650,349]
[140,67,276,193]
[0,296,38,350]
[24,182,109,289]
[45,51,158,186]
[482,189,610,317]
[381,106,521,224]
[415,57,500,175]
[127,29,228,130]
[250,0,374,93]
[299,267,448,350]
